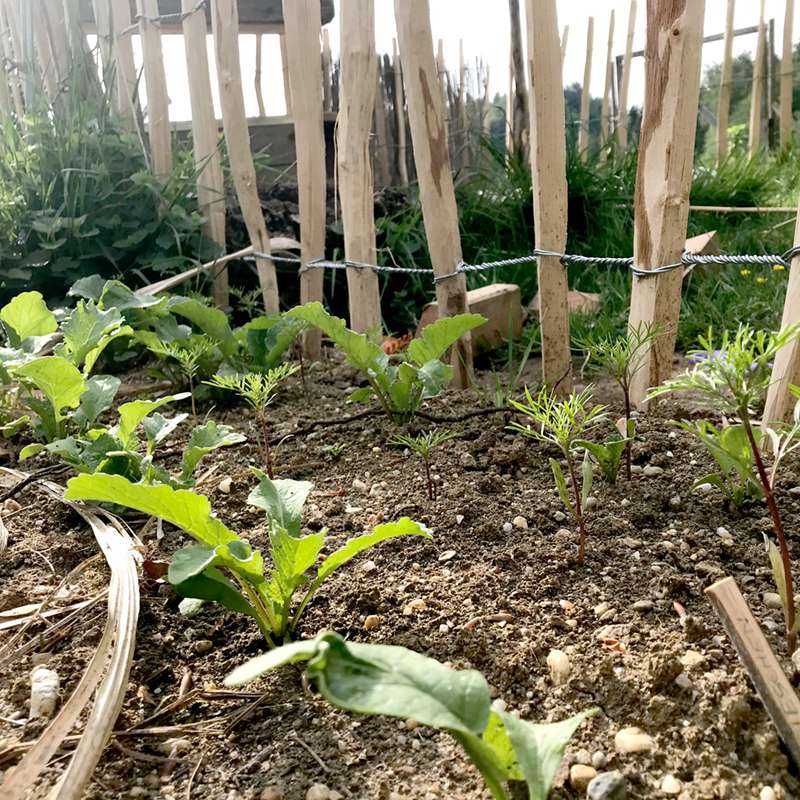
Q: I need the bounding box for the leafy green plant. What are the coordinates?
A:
[205,364,298,478]
[649,324,800,652]
[150,336,214,418]
[225,631,595,800]
[509,386,606,563]
[64,472,431,647]
[287,302,485,424]
[575,429,633,485]
[389,429,459,500]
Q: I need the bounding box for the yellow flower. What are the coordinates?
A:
[740,269,751,277]
[773,263,786,271]
[756,275,767,284]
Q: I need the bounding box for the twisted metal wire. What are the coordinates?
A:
[117,0,207,37]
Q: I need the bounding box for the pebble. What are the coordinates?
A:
[585,496,598,509]
[363,615,381,631]
[643,465,663,477]
[369,483,383,497]
[680,651,705,670]
[438,550,456,562]
[438,623,450,633]
[792,648,800,674]
[593,602,611,617]
[460,452,477,468]
[402,598,427,615]
[218,477,233,494]
[614,726,654,753]
[554,510,567,522]
[695,482,714,493]
[632,600,654,613]
[591,751,607,769]
[669,495,681,509]
[760,788,777,800]
[455,514,465,525]
[260,788,284,800]
[194,639,213,654]
[574,749,592,765]
[361,560,377,573]
[306,785,335,800]
[763,592,783,610]
[512,515,528,530]
[351,478,368,493]
[661,774,682,795]
[29,666,59,720]
[502,522,513,533]
[587,770,627,800]
[345,505,363,514]
[546,649,571,686]
[159,737,191,755]
[570,764,597,793]
[630,464,643,474]
[491,698,507,712]
[674,672,693,690]
[621,498,631,507]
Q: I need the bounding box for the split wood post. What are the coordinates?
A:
[600,11,615,150]
[32,4,57,99]
[373,62,391,187]
[283,0,327,358]
[322,28,332,112]
[781,0,794,149]
[505,46,514,154]
[279,33,293,117]
[616,0,636,150]
[0,2,23,122]
[109,0,138,124]
[717,0,735,163]
[338,0,381,332]
[92,0,114,89]
[255,34,266,118]
[508,0,529,156]
[211,0,280,313]
[750,0,766,157]
[560,25,569,69]
[137,0,172,177]
[628,0,705,407]
[458,38,469,167]
[436,38,450,147]
[392,38,409,186]
[525,0,572,394]
[395,0,474,388]
[42,0,67,86]
[578,16,594,157]
[706,577,800,766]
[181,0,228,307]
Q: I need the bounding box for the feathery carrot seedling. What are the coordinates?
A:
[389,429,459,500]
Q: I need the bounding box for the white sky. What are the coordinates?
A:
[149,1,798,121]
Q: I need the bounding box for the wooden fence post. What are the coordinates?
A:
[781,0,794,149]
[561,25,569,69]
[616,0,636,150]
[392,38,409,186]
[279,33,293,116]
[255,34,266,118]
[749,0,766,156]
[211,0,280,313]
[395,0,473,388]
[579,16,594,156]
[600,11,615,149]
[373,62,391,187]
[109,0,138,124]
[32,4,58,99]
[338,0,381,332]
[525,0,572,394]
[322,27,332,113]
[717,0,735,163]
[628,0,705,407]
[283,0,327,357]
[181,0,227,307]
[0,1,24,122]
[508,0,528,156]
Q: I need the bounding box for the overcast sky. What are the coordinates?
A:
[150,1,798,121]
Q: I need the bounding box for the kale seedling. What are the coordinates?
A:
[649,324,800,652]
[508,386,606,564]
[389,429,459,500]
[206,364,298,478]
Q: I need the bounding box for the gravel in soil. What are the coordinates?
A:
[0,357,798,799]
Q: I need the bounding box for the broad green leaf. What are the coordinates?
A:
[0,416,30,437]
[99,280,164,311]
[169,543,218,584]
[247,473,314,536]
[348,386,374,404]
[215,539,265,583]
[116,392,190,449]
[386,362,418,414]
[265,529,325,609]
[497,709,595,800]
[14,356,86,419]
[580,449,593,508]
[244,315,307,370]
[171,298,235,355]
[19,443,45,461]
[418,358,452,399]
[68,274,107,301]
[548,458,573,515]
[180,420,246,481]
[407,314,486,366]
[226,637,330,686]
[142,412,188,454]
[0,291,57,345]
[59,301,126,369]
[172,567,257,618]
[481,711,523,781]
[65,473,238,546]
[75,375,121,429]
[82,325,134,375]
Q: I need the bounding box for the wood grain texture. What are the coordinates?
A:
[749,0,766,156]
[109,0,138,123]
[781,0,794,149]
[393,38,409,186]
[254,33,265,118]
[373,63,391,188]
[628,0,704,407]
[395,0,473,387]
[322,27,332,112]
[600,11,615,148]
[525,0,572,393]
[279,33,292,116]
[716,0,735,162]
[508,0,529,156]
[283,0,326,357]
[211,0,279,313]
[578,16,594,156]
[616,0,636,150]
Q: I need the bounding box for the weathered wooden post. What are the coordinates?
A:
[749,0,766,156]
[616,0,636,150]
[255,34,266,118]
[781,0,794,149]
[279,33,293,116]
[561,25,569,69]
[283,0,327,357]
[578,16,594,156]
[395,0,474,387]
[508,0,528,156]
[373,62,392,187]
[392,38,409,186]
[322,28,332,113]
[717,0,735,163]
[108,0,138,124]
[628,0,705,407]
[600,11,615,149]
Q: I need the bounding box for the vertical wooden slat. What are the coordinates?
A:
[560,25,569,69]
[0,2,24,122]
[283,0,327,357]
[43,0,67,85]
[338,0,381,332]
[279,32,292,117]
[392,38,409,186]
[749,0,766,156]
[92,0,114,94]
[395,0,473,387]
[508,0,528,156]
[109,0,138,123]
[322,27,332,113]
[616,0,636,150]
[458,38,468,166]
[717,0,735,163]
[211,0,279,313]
[578,16,594,156]
[600,11,615,149]
[628,0,705,406]
[255,34,266,118]
[525,0,571,393]
[505,46,514,154]
[781,0,794,149]
[32,5,57,99]
[436,37,450,147]
[181,0,227,306]
[373,62,391,187]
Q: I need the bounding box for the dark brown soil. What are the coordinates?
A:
[1,356,798,800]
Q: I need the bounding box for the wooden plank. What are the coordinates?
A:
[373,61,391,187]
[781,0,794,149]
[255,33,266,118]
[560,24,569,69]
[109,0,138,123]
[749,0,766,157]
[600,10,615,149]
[508,0,528,156]
[283,0,327,358]
[525,0,571,394]
[322,27,332,112]
[338,0,381,332]
[393,38,409,186]
[616,0,636,150]
[437,37,450,145]
[578,16,594,157]
[706,577,800,766]
[458,38,468,167]
[628,0,705,407]
[279,32,292,116]
[0,1,24,122]
[395,0,473,388]
[717,0,735,162]
[211,0,280,313]
[181,0,227,306]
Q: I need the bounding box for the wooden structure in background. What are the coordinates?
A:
[392,38,409,186]
[781,0,794,150]
[578,16,593,156]
[749,0,766,156]
[507,0,528,156]
[600,10,615,150]
[717,0,735,163]
[616,0,636,150]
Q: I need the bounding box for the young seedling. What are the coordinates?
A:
[649,324,800,653]
[152,336,213,419]
[508,386,606,564]
[579,322,660,480]
[205,364,298,479]
[389,429,459,500]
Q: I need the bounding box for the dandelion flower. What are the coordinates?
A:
[740,269,751,277]
[756,276,767,284]
[773,263,786,272]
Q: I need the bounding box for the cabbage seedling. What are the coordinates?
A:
[389,429,459,500]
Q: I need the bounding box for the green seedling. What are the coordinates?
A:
[205,364,298,478]
[509,386,606,564]
[389,429,459,500]
[64,472,431,647]
[575,424,634,485]
[150,336,214,418]
[226,631,595,800]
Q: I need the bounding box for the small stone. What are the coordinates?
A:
[546,649,571,686]
[591,751,607,769]
[260,788,284,800]
[630,465,643,474]
[502,521,513,533]
[763,592,783,610]
[588,770,627,800]
[585,496,598,509]
[351,478,368,494]
[760,788,777,800]
[792,648,800,675]
[669,495,681,509]
[594,601,611,617]
[695,482,714,493]
[491,698,507,712]
[574,749,592,765]
[369,483,383,497]
[455,514,465,525]
[364,615,381,631]
[554,510,567,522]
[460,452,477,468]
[632,600,654,613]
[661,774,681,795]
[512,515,528,530]
[614,726,654,753]
[306,784,332,800]
[159,737,192,755]
[29,666,59,720]
[371,446,381,454]
[344,505,363,514]
[674,672,693,690]
[438,623,449,633]
[361,560,377,573]
[218,477,233,494]
[680,651,705,671]
[194,639,213,654]
[570,764,597,793]
[404,718,421,730]
[621,498,631,507]
[438,550,456,562]
[643,465,663,477]
[402,598,427,615]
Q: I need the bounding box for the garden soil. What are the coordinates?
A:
[0,355,798,800]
